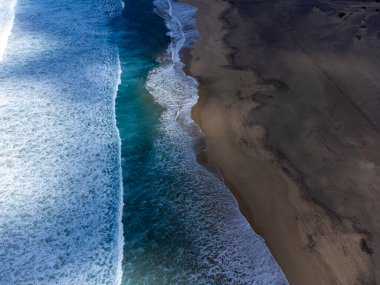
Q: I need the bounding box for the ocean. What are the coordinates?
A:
[0,0,287,284]
[0,0,123,284]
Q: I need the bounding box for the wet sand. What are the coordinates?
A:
[179,0,380,284]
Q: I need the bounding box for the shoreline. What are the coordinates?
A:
[179,0,380,284]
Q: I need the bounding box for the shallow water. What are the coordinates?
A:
[115,0,288,284]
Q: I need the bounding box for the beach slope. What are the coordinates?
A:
[180,0,380,284]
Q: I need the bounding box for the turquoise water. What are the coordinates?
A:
[113,2,195,283]
[112,1,179,283]
[114,0,287,284]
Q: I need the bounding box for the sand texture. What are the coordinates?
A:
[179,0,380,284]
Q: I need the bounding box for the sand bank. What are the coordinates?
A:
[179,0,380,284]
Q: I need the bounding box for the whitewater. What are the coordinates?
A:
[0,0,124,284]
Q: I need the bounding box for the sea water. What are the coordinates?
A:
[0,0,123,284]
[116,0,288,284]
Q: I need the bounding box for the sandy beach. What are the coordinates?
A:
[179,0,380,284]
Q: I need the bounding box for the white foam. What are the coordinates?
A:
[0,0,17,61]
[147,0,289,283]
[0,0,124,284]
[113,59,125,285]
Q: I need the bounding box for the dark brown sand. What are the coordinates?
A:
[179,0,380,284]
